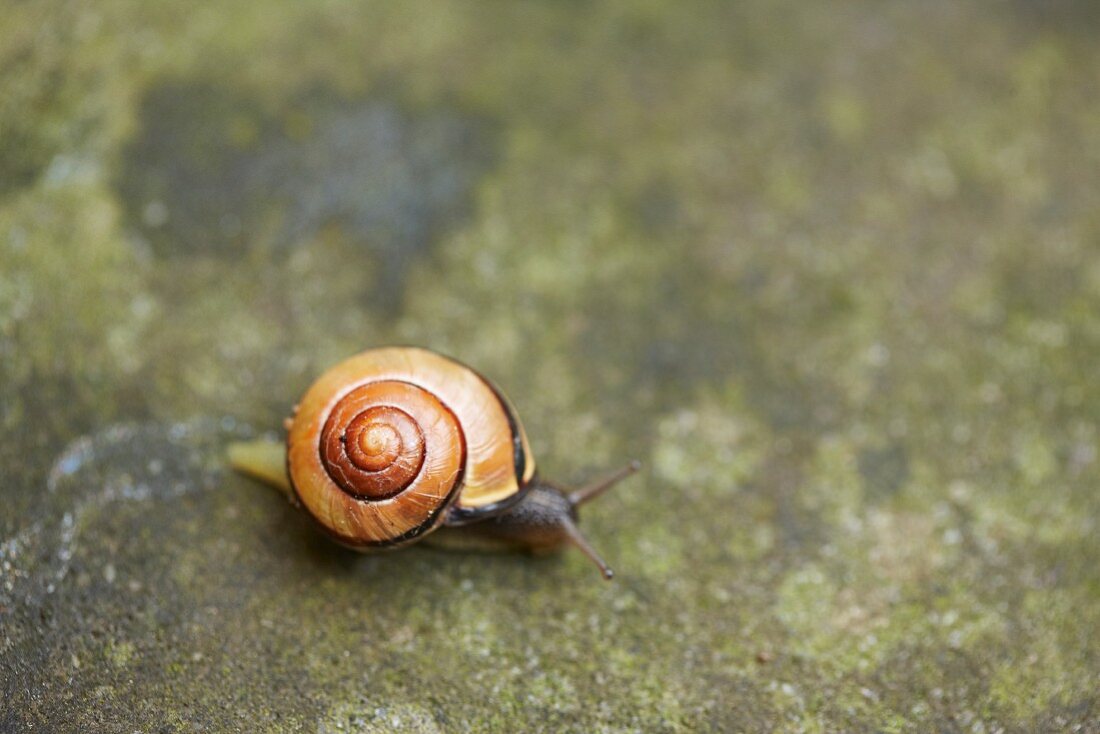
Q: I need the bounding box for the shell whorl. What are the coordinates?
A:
[319,382,453,501]
[287,347,536,548]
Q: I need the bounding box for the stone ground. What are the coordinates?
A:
[2,1,1099,731]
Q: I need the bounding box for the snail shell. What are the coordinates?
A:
[286,347,536,548]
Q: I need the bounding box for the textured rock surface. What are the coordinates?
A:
[2,1,1098,731]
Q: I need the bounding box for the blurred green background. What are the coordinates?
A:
[2,1,1099,731]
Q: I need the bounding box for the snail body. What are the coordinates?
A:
[228,346,637,579]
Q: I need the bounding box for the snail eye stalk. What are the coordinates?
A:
[568,460,641,507]
[561,460,640,580]
[560,516,614,580]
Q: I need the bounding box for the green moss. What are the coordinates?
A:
[105,641,135,668]
[2,0,1099,731]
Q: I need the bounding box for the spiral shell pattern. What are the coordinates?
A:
[287,347,535,548]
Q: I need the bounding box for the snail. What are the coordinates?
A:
[227,346,639,579]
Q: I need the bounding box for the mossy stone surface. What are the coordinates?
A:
[2,1,1099,731]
